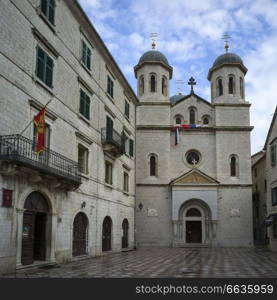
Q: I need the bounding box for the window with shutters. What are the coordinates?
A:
[272,187,277,206]
[81,40,92,70]
[36,46,54,88]
[125,100,130,119]
[105,161,113,185]
[123,172,129,192]
[106,116,114,141]
[129,139,134,157]
[78,144,89,174]
[271,143,276,166]
[79,89,91,120]
[40,0,55,25]
[107,76,114,98]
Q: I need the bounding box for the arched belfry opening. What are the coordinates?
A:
[21,192,51,265]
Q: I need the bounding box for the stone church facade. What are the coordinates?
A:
[0,0,137,274]
[134,46,253,247]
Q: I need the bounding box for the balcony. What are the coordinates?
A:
[101,128,125,157]
[0,135,81,189]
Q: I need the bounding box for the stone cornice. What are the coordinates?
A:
[136,125,253,131]
[28,99,57,121]
[138,102,171,106]
[77,76,94,94]
[137,183,252,187]
[212,103,251,107]
[32,27,59,58]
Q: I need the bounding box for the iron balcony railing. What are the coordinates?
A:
[101,128,126,154]
[0,134,81,184]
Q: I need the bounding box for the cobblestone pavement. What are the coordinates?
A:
[4,247,277,278]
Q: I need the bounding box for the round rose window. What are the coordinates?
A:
[186,150,201,166]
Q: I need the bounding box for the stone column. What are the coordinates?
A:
[50,213,57,262]
[15,209,24,267]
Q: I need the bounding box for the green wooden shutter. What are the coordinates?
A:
[36,47,45,81]
[41,0,47,16]
[48,0,55,24]
[106,116,113,140]
[80,90,85,115]
[271,144,276,166]
[87,47,91,69]
[85,94,90,119]
[45,55,53,87]
[129,139,134,157]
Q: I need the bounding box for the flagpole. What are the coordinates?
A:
[19,99,53,136]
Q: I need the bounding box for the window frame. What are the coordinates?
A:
[230,154,239,177]
[40,0,56,25]
[105,160,113,185]
[228,74,236,95]
[81,40,92,70]
[216,77,223,96]
[36,45,54,88]
[272,187,277,206]
[107,75,114,98]
[124,100,130,119]
[150,73,156,93]
[129,139,134,157]
[149,154,157,177]
[78,144,89,175]
[123,172,129,193]
[271,143,276,166]
[79,89,91,120]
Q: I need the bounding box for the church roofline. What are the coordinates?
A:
[134,61,173,79]
[171,93,212,107]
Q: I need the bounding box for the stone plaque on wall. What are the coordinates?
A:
[148,208,158,217]
[230,208,240,217]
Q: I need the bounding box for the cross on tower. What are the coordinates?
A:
[150,33,158,49]
[222,32,231,53]
[188,77,196,93]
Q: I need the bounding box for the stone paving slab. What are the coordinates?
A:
[3,247,277,278]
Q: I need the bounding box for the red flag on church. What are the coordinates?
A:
[33,107,46,153]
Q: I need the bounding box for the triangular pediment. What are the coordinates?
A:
[170,169,219,185]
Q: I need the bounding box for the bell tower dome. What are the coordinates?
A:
[208,44,248,104]
[134,43,173,103]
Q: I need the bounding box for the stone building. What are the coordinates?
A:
[251,151,268,245]
[134,44,253,247]
[0,0,138,274]
[264,106,277,251]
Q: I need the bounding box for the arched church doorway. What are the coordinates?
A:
[102,216,112,251]
[21,192,50,265]
[185,208,202,243]
[72,212,88,257]
[122,218,129,249]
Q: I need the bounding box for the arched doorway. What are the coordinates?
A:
[122,219,129,249]
[21,192,50,265]
[72,212,88,257]
[185,207,202,243]
[102,216,112,251]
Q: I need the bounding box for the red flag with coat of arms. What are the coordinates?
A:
[33,107,46,153]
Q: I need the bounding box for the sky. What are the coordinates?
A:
[78,0,277,154]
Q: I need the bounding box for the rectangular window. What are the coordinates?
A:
[271,143,276,166]
[2,189,13,207]
[78,144,89,174]
[265,180,267,192]
[272,187,277,206]
[105,161,113,185]
[129,139,134,157]
[79,89,91,120]
[106,116,114,141]
[254,167,257,177]
[107,76,114,98]
[124,100,130,119]
[273,221,277,239]
[123,172,129,192]
[41,0,55,25]
[81,40,91,70]
[36,46,54,88]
